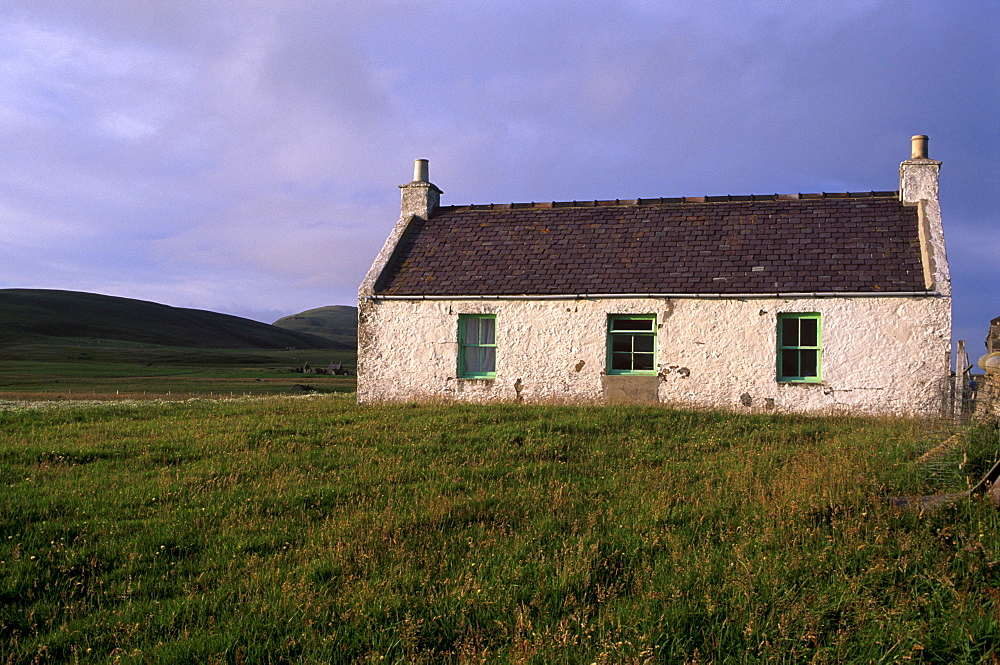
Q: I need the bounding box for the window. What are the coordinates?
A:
[777,313,821,382]
[458,314,496,378]
[607,315,657,375]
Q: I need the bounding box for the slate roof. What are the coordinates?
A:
[374,192,928,296]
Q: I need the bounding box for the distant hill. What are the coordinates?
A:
[273,306,357,348]
[0,289,347,350]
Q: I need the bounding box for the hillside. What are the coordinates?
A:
[0,289,347,350]
[273,305,357,348]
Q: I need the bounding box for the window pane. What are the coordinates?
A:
[612,318,654,331]
[799,349,817,377]
[462,318,478,344]
[611,335,632,353]
[781,318,799,347]
[633,353,654,371]
[612,352,632,370]
[481,347,495,372]
[479,318,495,345]
[781,349,799,378]
[633,335,654,353]
[607,316,656,374]
[458,316,496,376]
[799,318,818,347]
[464,346,483,373]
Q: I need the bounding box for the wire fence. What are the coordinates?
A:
[945,339,998,426]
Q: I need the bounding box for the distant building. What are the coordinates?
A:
[358,136,951,416]
[988,317,1000,354]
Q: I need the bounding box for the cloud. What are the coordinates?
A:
[0,0,995,340]
[155,197,387,289]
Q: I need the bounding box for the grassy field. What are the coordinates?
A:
[0,340,356,399]
[2,394,1000,663]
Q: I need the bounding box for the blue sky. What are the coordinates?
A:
[0,1,996,350]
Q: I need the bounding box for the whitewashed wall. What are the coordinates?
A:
[357,296,951,416]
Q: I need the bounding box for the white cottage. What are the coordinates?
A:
[358,136,951,416]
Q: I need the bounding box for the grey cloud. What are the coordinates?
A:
[0,0,995,344]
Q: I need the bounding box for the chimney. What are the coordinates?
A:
[898,134,949,295]
[413,158,429,182]
[900,134,941,204]
[399,158,442,220]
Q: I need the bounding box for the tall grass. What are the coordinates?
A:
[1,396,998,663]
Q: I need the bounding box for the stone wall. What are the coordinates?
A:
[357,295,951,417]
[973,373,1000,421]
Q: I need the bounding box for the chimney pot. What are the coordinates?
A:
[414,159,429,183]
[911,135,928,159]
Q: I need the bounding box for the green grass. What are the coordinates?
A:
[0,341,356,398]
[0,291,359,399]
[2,397,999,663]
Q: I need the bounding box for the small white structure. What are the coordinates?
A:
[359,137,951,416]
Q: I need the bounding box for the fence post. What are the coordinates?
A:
[953,341,965,424]
[958,341,972,423]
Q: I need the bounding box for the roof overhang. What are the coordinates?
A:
[366,291,944,302]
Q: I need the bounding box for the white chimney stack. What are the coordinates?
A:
[899,134,949,295]
[900,134,940,204]
[399,158,442,220]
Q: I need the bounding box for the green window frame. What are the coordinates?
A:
[777,313,822,382]
[607,314,657,375]
[458,314,496,378]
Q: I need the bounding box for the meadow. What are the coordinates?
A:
[3,392,1000,663]
[0,340,355,400]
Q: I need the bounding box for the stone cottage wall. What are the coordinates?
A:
[357,295,951,417]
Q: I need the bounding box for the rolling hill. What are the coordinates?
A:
[0,289,348,350]
[272,305,357,348]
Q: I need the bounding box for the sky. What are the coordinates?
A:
[0,1,997,350]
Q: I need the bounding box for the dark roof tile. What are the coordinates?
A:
[375,194,927,296]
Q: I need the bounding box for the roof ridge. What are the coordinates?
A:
[437,190,899,213]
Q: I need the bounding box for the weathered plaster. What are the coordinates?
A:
[602,375,659,403]
[901,157,949,296]
[399,180,441,221]
[357,295,951,416]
